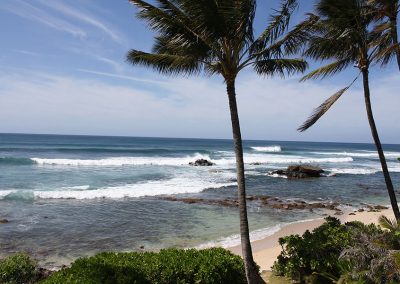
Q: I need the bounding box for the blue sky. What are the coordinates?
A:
[0,0,399,143]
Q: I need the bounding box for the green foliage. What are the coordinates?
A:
[0,253,37,284]
[272,217,380,284]
[42,248,246,284]
[340,219,400,283]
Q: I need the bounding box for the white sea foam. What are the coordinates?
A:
[32,153,212,167]
[329,168,379,175]
[251,146,282,152]
[0,178,236,200]
[30,153,353,167]
[329,166,400,175]
[266,173,288,179]
[239,155,353,165]
[312,151,400,158]
[196,218,322,249]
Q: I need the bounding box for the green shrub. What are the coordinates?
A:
[42,248,246,284]
[0,253,37,284]
[272,217,381,284]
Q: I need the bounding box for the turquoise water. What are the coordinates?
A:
[0,133,399,267]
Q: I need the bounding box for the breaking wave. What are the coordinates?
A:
[251,146,282,152]
[0,178,236,200]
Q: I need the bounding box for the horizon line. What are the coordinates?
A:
[0,132,398,146]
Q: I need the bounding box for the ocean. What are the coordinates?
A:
[0,133,399,267]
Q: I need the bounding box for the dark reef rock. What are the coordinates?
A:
[270,165,324,179]
[0,219,9,224]
[161,195,342,212]
[189,159,214,166]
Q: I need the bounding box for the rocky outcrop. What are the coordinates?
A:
[161,195,342,212]
[189,159,214,166]
[270,165,324,179]
[0,219,9,224]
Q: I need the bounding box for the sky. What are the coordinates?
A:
[0,0,399,143]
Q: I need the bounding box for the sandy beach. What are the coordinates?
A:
[228,208,395,272]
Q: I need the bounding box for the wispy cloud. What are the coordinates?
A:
[11,49,43,57]
[92,56,125,74]
[77,69,170,85]
[36,0,124,44]
[0,0,86,37]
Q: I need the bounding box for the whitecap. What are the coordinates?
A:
[251,146,282,152]
[0,178,236,200]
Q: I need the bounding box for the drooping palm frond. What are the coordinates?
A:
[297,75,359,132]
[378,215,399,231]
[253,58,308,77]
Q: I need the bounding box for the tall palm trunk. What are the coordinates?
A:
[389,17,400,71]
[226,79,264,284]
[362,69,400,220]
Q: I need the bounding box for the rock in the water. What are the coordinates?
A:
[269,165,324,179]
[189,159,214,166]
[0,219,9,224]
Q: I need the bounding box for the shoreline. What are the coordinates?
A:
[227,208,394,272]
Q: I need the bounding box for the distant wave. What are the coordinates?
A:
[0,178,236,200]
[312,151,400,158]
[28,154,354,167]
[251,146,282,152]
[329,166,400,175]
[31,153,212,167]
[0,157,36,165]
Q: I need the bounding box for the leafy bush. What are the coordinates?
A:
[272,217,381,284]
[42,248,246,284]
[340,217,400,283]
[0,253,37,284]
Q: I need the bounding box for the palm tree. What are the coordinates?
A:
[126,0,307,282]
[297,0,400,221]
[368,0,400,71]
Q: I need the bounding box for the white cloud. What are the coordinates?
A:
[0,70,398,143]
[0,0,86,38]
[35,0,124,44]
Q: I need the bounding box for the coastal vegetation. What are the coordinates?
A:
[273,217,400,283]
[125,0,307,282]
[297,0,400,221]
[0,248,245,284]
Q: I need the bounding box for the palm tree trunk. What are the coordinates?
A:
[390,17,400,72]
[226,79,264,284]
[362,69,400,220]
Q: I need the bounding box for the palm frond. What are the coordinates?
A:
[129,0,217,53]
[300,59,353,81]
[252,13,320,60]
[378,215,399,232]
[126,49,202,75]
[297,75,359,132]
[253,58,308,77]
[250,0,298,54]
[373,42,400,65]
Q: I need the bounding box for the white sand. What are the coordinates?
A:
[228,209,395,271]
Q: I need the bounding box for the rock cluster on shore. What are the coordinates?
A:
[269,165,324,179]
[161,196,389,216]
[189,159,215,166]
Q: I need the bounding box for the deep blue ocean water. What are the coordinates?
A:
[0,133,399,267]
